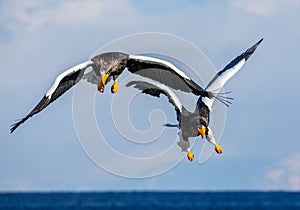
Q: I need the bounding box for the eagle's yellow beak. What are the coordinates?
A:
[198,127,206,139]
[101,73,110,86]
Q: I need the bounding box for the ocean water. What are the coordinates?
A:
[0,191,299,210]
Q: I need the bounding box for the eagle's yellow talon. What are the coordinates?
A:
[215,144,223,154]
[187,151,194,162]
[101,73,110,86]
[111,80,118,93]
[98,83,104,93]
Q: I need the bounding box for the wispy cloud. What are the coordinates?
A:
[1,0,140,32]
[264,153,300,191]
[0,0,143,91]
[266,169,285,183]
[230,0,299,16]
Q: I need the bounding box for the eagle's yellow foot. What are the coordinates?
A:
[98,83,104,93]
[215,144,223,154]
[101,73,110,86]
[111,80,118,93]
[187,151,194,162]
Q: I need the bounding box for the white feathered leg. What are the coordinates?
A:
[206,127,223,154]
[177,132,194,161]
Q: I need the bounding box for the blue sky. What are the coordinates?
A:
[1,0,300,191]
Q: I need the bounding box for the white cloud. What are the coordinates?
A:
[283,154,300,172]
[264,154,300,191]
[2,0,140,32]
[289,175,300,191]
[0,0,143,91]
[266,169,285,183]
[230,0,299,16]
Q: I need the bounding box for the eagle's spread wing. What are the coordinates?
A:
[10,61,93,132]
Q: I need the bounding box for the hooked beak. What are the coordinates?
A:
[101,73,110,86]
[198,127,206,139]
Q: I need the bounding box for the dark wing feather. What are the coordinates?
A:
[10,68,84,133]
[126,81,182,123]
[10,96,51,133]
[126,56,211,98]
[51,69,83,100]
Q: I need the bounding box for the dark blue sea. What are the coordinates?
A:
[0,191,299,210]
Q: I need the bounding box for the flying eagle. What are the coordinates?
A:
[10,52,216,133]
[127,38,263,161]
